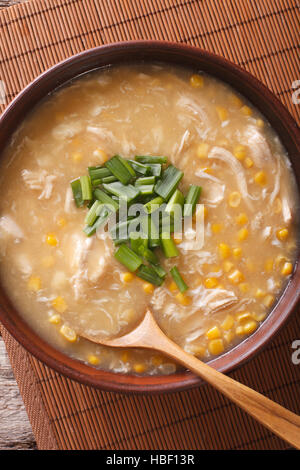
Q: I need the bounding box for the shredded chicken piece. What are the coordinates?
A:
[195,169,225,206]
[52,121,82,140]
[208,146,254,208]
[22,169,56,200]
[244,125,272,167]
[86,126,115,142]
[0,215,24,239]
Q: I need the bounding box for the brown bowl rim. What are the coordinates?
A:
[0,40,299,394]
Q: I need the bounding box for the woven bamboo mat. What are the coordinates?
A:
[0,0,299,450]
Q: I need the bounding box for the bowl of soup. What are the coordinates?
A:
[0,41,299,393]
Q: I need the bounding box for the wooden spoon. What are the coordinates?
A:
[81,309,300,449]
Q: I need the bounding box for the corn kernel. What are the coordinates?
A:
[233,145,246,161]
[121,351,131,362]
[233,247,242,258]
[52,296,67,313]
[236,311,252,323]
[243,320,258,335]
[88,354,100,365]
[281,262,293,276]
[241,105,252,116]
[27,275,41,292]
[151,355,164,366]
[143,282,154,294]
[46,233,58,246]
[190,73,204,88]
[212,223,223,234]
[204,277,218,289]
[223,260,234,273]
[133,363,146,374]
[208,338,224,355]
[264,258,274,272]
[228,191,241,208]
[263,295,275,308]
[168,281,178,292]
[228,269,244,284]
[256,118,264,128]
[244,157,254,168]
[189,345,206,358]
[273,198,282,214]
[254,171,267,186]
[230,94,242,108]
[122,308,135,322]
[221,315,235,331]
[196,142,209,159]
[173,236,182,245]
[206,325,221,340]
[255,288,265,298]
[254,312,267,322]
[236,213,248,225]
[237,228,249,241]
[275,254,287,268]
[72,152,83,163]
[122,272,134,283]
[41,255,55,268]
[175,292,192,305]
[57,217,67,227]
[218,243,231,259]
[224,330,235,344]
[216,106,228,121]
[239,282,250,293]
[236,325,246,336]
[276,228,289,241]
[60,324,77,342]
[94,148,108,163]
[48,314,61,325]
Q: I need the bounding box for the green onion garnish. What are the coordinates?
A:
[160,232,179,258]
[70,178,84,207]
[155,165,183,201]
[144,196,164,214]
[170,266,188,293]
[135,155,167,164]
[149,263,167,279]
[165,189,184,217]
[136,264,163,286]
[114,245,143,272]
[146,163,162,177]
[137,185,155,196]
[105,155,133,184]
[135,176,156,186]
[130,231,148,255]
[128,160,150,175]
[94,188,119,212]
[80,175,92,201]
[101,175,118,184]
[83,207,110,236]
[88,166,111,181]
[84,200,103,226]
[184,185,202,217]
[103,181,140,202]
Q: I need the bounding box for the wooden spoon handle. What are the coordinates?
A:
[143,323,300,449]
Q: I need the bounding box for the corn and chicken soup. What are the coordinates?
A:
[0,64,298,375]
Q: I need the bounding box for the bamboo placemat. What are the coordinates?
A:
[0,0,299,450]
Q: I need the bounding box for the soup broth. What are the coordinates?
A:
[0,64,298,375]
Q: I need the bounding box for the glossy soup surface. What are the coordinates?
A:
[0,64,298,375]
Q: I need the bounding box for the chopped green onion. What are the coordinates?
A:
[70,178,84,207]
[135,155,167,164]
[101,175,118,183]
[80,175,92,201]
[155,165,183,201]
[184,185,202,217]
[160,232,179,258]
[144,196,164,214]
[105,155,133,184]
[128,160,150,175]
[114,245,143,272]
[147,216,160,248]
[136,264,163,286]
[103,181,140,202]
[88,166,111,181]
[139,246,159,265]
[149,263,167,279]
[137,184,155,196]
[83,207,110,236]
[84,200,103,226]
[135,176,156,186]
[147,163,162,177]
[117,155,136,178]
[170,266,188,293]
[130,231,148,254]
[94,188,119,212]
[165,189,184,217]
[91,178,102,187]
